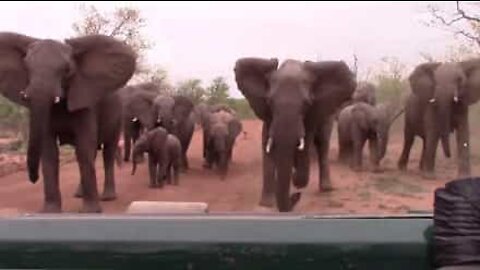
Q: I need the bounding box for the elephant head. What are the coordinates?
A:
[353,81,376,106]
[123,87,158,129]
[207,110,242,180]
[409,60,480,159]
[0,32,136,183]
[234,58,355,211]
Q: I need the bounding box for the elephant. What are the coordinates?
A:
[234,58,356,212]
[337,102,403,172]
[203,109,243,180]
[152,95,195,171]
[0,32,136,213]
[352,81,377,105]
[398,60,480,178]
[131,127,181,188]
[119,82,159,162]
[194,102,237,161]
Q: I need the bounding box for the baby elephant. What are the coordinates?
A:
[131,127,182,188]
[337,102,402,172]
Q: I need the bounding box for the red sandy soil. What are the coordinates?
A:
[0,120,466,215]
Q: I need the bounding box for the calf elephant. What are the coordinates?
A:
[398,60,480,178]
[152,95,195,171]
[203,109,242,180]
[131,127,182,188]
[0,32,136,213]
[119,82,159,162]
[337,102,402,172]
[234,58,355,212]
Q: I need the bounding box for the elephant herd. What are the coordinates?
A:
[0,32,478,213]
[234,57,480,212]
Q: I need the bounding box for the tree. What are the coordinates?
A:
[205,77,229,105]
[371,57,408,112]
[176,79,206,104]
[426,1,480,49]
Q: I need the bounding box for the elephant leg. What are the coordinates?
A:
[423,108,439,179]
[173,158,180,186]
[123,128,132,162]
[338,138,352,164]
[351,126,365,172]
[456,109,470,177]
[419,139,426,171]
[368,138,380,173]
[398,126,415,171]
[75,141,101,213]
[292,137,310,189]
[148,155,157,188]
[156,163,165,189]
[100,143,117,201]
[74,150,98,198]
[260,122,275,207]
[316,119,334,192]
[40,134,61,213]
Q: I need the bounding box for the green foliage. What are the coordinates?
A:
[226,98,256,119]
[372,57,408,112]
[176,79,206,104]
[205,77,229,105]
[0,96,29,147]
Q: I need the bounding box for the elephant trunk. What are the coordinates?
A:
[27,100,51,183]
[436,99,452,158]
[274,152,301,212]
[214,136,228,180]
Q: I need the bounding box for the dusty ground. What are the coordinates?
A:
[0,120,471,214]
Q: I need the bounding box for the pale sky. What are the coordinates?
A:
[0,1,459,97]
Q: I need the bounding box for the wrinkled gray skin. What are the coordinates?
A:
[398,60,480,178]
[203,109,243,180]
[352,81,377,105]
[234,58,355,212]
[152,95,195,171]
[194,103,236,160]
[131,128,181,187]
[337,102,398,172]
[118,82,159,162]
[0,32,136,213]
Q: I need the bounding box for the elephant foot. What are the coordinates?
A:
[259,194,275,208]
[372,166,383,174]
[149,183,157,189]
[320,182,334,192]
[422,171,436,180]
[40,203,62,213]
[292,171,308,189]
[74,186,83,198]
[80,201,102,213]
[352,166,362,173]
[100,191,117,201]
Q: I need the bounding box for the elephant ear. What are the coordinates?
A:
[305,61,356,117]
[460,58,480,105]
[409,62,441,102]
[228,118,242,138]
[234,57,278,121]
[0,32,38,106]
[65,35,137,112]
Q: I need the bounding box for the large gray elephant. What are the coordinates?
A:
[0,32,136,213]
[398,60,480,178]
[337,102,402,172]
[234,58,356,212]
[119,82,159,162]
[203,109,242,180]
[152,95,195,171]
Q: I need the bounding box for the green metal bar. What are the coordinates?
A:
[0,214,434,269]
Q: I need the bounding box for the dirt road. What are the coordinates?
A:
[0,120,463,214]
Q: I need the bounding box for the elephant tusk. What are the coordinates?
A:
[265,137,273,153]
[156,117,161,123]
[54,96,61,104]
[464,142,468,148]
[298,138,305,151]
[429,98,436,103]
[454,96,459,103]
[20,91,28,100]
[131,117,138,123]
